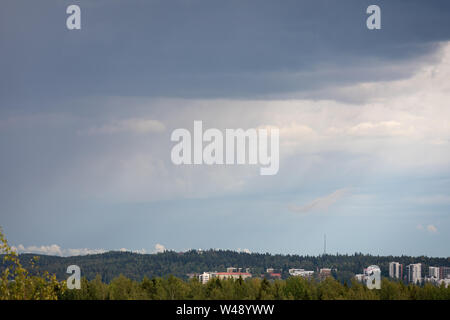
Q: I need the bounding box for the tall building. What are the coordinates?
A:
[429,266,440,279]
[407,263,422,284]
[440,267,450,280]
[389,262,403,279]
[198,272,213,284]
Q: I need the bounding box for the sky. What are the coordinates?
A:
[1,0,450,257]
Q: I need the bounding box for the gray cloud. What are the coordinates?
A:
[80,118,166,135]
[2,0,450,104]
[1,1,449,256]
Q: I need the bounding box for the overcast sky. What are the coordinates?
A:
[1,0,450,257]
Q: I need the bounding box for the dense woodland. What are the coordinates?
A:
[61,275,450,300]
[6,250,450,284]
[1,229,450,300]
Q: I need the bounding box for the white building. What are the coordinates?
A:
[289,268,303,275]
[429,266,440,279]
[199,268,252,283]
[289,269,314,277]
[407,263,422,284]
[198,272,210,284]
[389,262,403,279]
[198,272,217,284]
[216,272,252,280]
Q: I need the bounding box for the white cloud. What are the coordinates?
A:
[19,244,63,256]
[345,121,414,138]
[117,248,148,254]
[416,224,438,234]
[10,244,106,256]
[154,243,166,253]
[289,188,350,214]
[64,248,107,256]
[426,225,438,234]
[9,244,149,256]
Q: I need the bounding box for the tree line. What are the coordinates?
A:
[61,275,450,300]
[5,250,449,284]
[1,229,450,300]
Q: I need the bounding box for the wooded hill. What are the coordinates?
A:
[3,250,449,284]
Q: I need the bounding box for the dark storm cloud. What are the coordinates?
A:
[1,0,450,103]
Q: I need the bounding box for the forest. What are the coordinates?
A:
[1,229,450,300]
[8,249,449,284]
[61,274,450,300]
